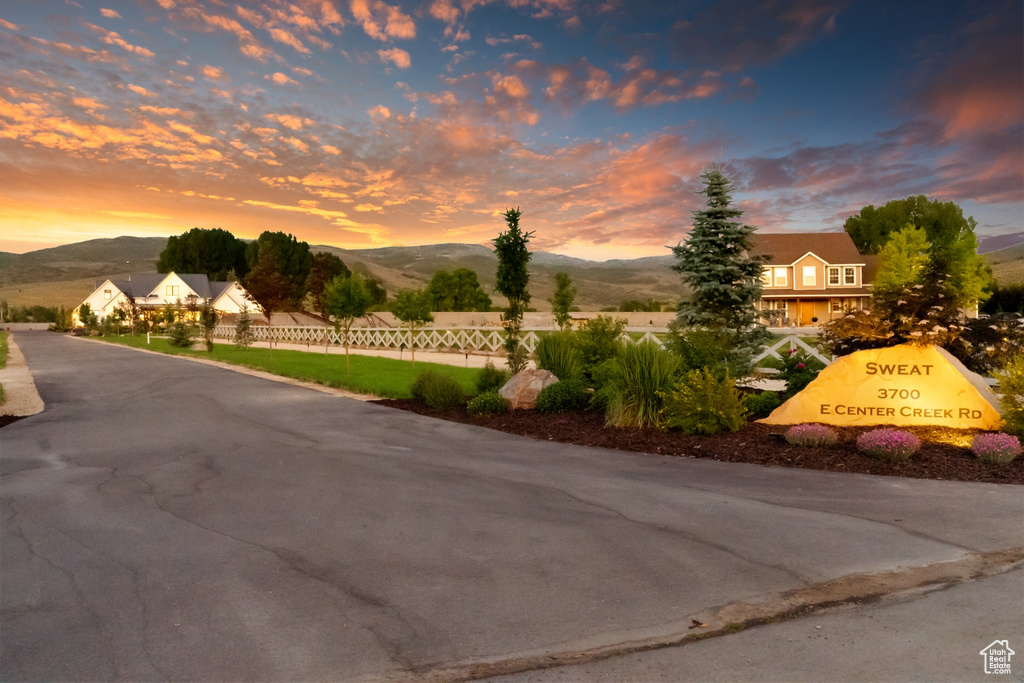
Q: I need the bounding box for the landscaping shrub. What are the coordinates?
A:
[779,348,822,398]
[167,322,196,348]
[668,328,734,377]
[467,390,510,416]
[659,368,747,435]
[745,390,782,419]
[856,429,921,462]
[476,361,511,394]
[576,316,626,383]
[971,433,1022,464]
[588,357,619,390]
[536,379,589,413]
[534,332,582,382]
[995,353,1024,436]
[605,342,681,428]
[784,423,839,448]
[411,370,465,410]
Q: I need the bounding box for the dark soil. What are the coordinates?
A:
[374,399,1024,485]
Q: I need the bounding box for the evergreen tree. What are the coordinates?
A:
[234,304,254,350]
[551,272,576,330]
[671,166,768,376]
[493,207,533,374]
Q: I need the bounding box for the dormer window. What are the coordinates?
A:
[803,266,816,286]
[104,289,112,300]
[166,285,179,297]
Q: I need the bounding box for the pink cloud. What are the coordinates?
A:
[99,8,121,19]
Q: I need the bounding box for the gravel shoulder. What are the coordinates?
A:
[0,334,44,418]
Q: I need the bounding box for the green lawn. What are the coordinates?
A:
[97,335,480,399]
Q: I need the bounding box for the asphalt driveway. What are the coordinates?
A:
[2,332,1021,681]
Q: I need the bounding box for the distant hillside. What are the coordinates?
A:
[978,232,1024,254]
[0,237,685,311]
[0,236,165,287]
[313,242,682,311]
[986,243,1024,286]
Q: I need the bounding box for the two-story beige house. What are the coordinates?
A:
[749,232,876,326]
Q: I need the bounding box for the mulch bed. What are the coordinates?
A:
[374,399,1024,485]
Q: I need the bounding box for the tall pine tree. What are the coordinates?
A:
[672,166,768,375]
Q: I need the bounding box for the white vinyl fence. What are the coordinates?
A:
[213,324,833,366]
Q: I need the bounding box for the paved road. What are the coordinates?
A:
[2,332,1022,681]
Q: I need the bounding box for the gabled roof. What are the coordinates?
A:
[92,272,235,300]
[750,232,865,266]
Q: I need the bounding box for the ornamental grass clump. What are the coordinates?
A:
[856,428,921,462]
[784,423,838,448]
[604,342,681,428]
[971,433,1022,464]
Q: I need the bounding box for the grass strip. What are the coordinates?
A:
[95,335,480,399]
[0,331,8,369]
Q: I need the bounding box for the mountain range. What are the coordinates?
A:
[2,231,1022,310]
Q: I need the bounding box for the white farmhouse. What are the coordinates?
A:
[76,271,250,325]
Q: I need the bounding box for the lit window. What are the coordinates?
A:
[828,267,840,286]
[774,268,787,287]
[761,268,772,286]
[844,267,856,285]
[166,285,179,297]
[104,289,112,300]
[766,300,787,311]
[803,266,816,286]
[831,300,842,312]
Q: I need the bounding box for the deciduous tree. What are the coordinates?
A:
[324,274,372,375]
[391,289,434,366]
[427,268,492,312]
[305,252,350,352]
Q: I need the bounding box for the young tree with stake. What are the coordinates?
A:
[324,274,372,375]
[391,289,434,366]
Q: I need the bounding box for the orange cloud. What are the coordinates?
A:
[378,47,411,69]
[350,0,416,41]
[266,72,300,86]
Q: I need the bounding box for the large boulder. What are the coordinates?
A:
[499,369,559,410]
[759,344,1002,429]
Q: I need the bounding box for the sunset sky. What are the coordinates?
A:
[1,0,1021,260]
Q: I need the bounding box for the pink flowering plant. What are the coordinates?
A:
[856,428,921,462]
[785,423,839,448]
[971,433,1022,465]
